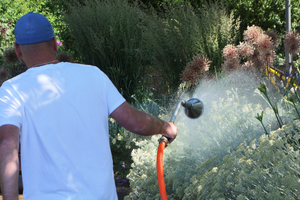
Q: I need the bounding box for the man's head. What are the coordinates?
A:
[14,12,58,68]
[15,12,54,45]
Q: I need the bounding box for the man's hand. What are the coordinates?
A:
[0,125,20,200]
[161,122,177,144]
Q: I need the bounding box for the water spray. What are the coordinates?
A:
[157,98,204,200]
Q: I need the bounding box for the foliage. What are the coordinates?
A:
[225,0,300,42]
[183,120,300,199]
[64,0,150,102]
[125,69,296,199]
[257,83,283,128]
[141,1,239,96]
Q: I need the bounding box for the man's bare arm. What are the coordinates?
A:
[110,102,177,143]
[0,125,20,200]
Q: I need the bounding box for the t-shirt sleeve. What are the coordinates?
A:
[101,72,126,115]
[0,82,22,128]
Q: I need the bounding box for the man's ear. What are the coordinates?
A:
[14,43,22,58]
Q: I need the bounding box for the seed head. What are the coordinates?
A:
[181,54,210,84]
[284,30,300,54]
[223,44,239,61]
[244,25,263,43]
[264,30,280,47]
[256,34,273,54]
[237,42,254,59]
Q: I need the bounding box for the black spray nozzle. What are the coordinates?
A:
[169,98,204,123]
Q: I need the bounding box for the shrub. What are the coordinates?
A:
[183,119,300,199]
[64,0,149,101]
[125,69,295,199]
[141,1,240,96]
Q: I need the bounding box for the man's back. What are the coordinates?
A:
[0,62,125,199]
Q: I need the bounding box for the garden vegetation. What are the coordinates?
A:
[2,0,300,199]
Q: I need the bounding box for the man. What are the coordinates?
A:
[0,12,177,200]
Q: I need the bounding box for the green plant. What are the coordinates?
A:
[258,83,283,128]
[225,0,300,41]
[183,120,300,199]
[125,70,294,199]
[255,111,269,135]
[142,1,240,96]
[64,0,149,102]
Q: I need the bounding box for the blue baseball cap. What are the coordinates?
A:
[15,12,54,45]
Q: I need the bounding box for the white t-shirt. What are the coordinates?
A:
[0,62,126,200]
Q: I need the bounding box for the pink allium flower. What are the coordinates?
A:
[223,44,239,61]
[237,42,254,59]
[181,54,211,84]
[256,34,273,54]
[284,30,300,54]
[222,44,240,71]
[244,25,263,43]
[264,30,280,47]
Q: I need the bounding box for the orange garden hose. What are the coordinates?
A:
[156,99,203,200]
[157,140,168,200]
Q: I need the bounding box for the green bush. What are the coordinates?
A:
[64,0,150,101]
[64,0,239,101]
[183,119,300,199]
[125,69,296,199]
[141,1,240,96]
[225,0,300,43]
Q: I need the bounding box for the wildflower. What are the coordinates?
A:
[122,162,125,168]
[3,47,20,65]
[237,42,254,59]
[181,54,210,84]
[284,30,300,54]
[264,30,280,47]
[244,25,263,43]
[222,44,240,71]
[56,40,62,46]
[223,44,239,61]
[256,34,273,54]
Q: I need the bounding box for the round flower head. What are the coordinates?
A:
[181,55,210,84]
[264,30,280,47]
[256,34,273,54]
[284,30,300,54]
[223,44,239,61]
[244,25,263,43]
[237,42,254,59]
